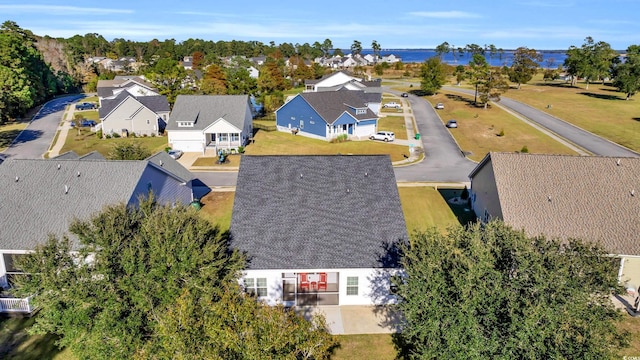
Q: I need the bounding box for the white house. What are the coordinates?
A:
[97,76,158,104]
[230,155,408,307]
[166,95,253,154]
[0,156,194,312]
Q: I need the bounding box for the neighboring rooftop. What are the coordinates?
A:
[471,152,640,256]
[166,95,250,131]
[230,155,408,270]
[295,91,377,124]
[145,151,193,183]
[99,91,169,118]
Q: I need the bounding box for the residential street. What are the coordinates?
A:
[1,95,83,159]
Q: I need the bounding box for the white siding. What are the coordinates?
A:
[241,268,401,306]
[102,97,159,136]
[204,118,242,134]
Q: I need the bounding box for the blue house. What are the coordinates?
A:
[276,91,378,141]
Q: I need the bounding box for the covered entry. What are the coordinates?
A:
[282,272,339,306]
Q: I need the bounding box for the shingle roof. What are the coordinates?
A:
[99,92,169,119]
[0,159,150,250]
[230,155,408,270]
[166,95,250,131]
[52,151,105,161]
[471,152,640,255]
[298,92,377,125]
[145,151,193,183]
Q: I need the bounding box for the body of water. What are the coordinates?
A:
[352,49,568,68]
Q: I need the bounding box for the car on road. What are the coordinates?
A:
[370,131,395,142]
[382,102,401,109]
[401,93,409,97]
[446,120,458,128]
[435,103,444,109]
[168,149,183,160]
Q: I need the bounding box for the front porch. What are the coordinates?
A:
[204,132,243,152]
[282,272,340,306]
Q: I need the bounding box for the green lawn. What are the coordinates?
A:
[244,129,410,162]
[59,127,168,157]
[197,191,235,231]
[0,122,29,151]
[426,91,580,161]
[378,116,408,140]
[72,110,98,121]
[398,186,467,234]
[332,334,396,360]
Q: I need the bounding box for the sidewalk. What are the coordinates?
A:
[47,103,76,158]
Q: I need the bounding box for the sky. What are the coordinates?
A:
[0,0,639,50]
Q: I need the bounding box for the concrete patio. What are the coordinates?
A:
[297,305,403,335]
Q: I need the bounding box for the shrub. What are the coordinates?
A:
[520,145,529,153]
[112,133,120,138]
[498,129,505,137]
[105,134,112,139]
[237,146,245,153]
[165,147,172,153]
[96,129,103,139]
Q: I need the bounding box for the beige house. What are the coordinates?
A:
[99,92,170,137]
[469,152,640,293]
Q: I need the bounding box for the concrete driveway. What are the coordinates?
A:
[2,95,84,159]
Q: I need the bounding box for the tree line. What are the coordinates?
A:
[421,38,640,107]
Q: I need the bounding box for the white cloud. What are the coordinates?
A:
[0,4,132,15]
[408,11,481,19]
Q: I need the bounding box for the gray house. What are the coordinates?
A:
[0,156,194,313]
[99,92,170,137]
[166,95,253,153]
[469,152,640,295]
[230,155,408,307]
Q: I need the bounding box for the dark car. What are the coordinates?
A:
[75,102,96,110]
[80,120,96,127]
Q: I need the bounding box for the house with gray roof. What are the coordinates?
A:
[275,91,379,140]
[0,157,194,312]
[53,150,105,161]
[230,155,408,306]
[166,95,253,153]
[97,76,158,104]
[99,91,170,137]
[469,152,640,294]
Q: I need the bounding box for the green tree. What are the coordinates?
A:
[14,199,245,359]
[612,45,640,100]
[564,37,617,89]
[226,66,258,95]
[467,53,489,105]
[144,286,337,359]
[395,221,628,359]
[478,66,509,108]
[453,65,466,85]
[321,38,333,57]
[350,40,362,57]
[509,47,543,89]
[108,142,152,160]
[371,40,381,63]
[419,57,447,95]
[435,41,450,60]
[145,57,186,104]
[258,57,288,93]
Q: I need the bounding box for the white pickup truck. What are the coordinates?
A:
[382,101,401,109]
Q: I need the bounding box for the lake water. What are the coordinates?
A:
[353,49,568,68]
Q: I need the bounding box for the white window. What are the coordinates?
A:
[178,122,194,127]
[230,133,239,142]
[244,277,267,297]
[356,108,366,115]
[346,276,358,296]
[219,133,228,142]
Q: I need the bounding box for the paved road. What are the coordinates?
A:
[444,86,640,158]
[387,89,476,183]
[2,95,84,159]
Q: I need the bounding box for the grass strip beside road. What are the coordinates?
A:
[244,130,410,162]
[60,127,168,157]
[0,122,29,152]
[378,116,408,140]
[427,91,579,161]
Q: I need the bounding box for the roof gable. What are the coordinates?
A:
[298,92,376,124]
[230,155,408,270]
[166,95,250,131]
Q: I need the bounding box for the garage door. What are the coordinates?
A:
[354,123,375,137]
[171,140,203,152]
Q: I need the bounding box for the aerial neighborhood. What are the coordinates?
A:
[1,13,640,359]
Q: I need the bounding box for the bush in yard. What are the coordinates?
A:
[112,133,120,138]
[96,129,103,139]
[108,142,151,160]
[498,129,505,137]
[520,145,529,153]
[237,145,245,153]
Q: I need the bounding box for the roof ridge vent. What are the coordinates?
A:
[300,173,303,179]
[15,176,19,182]
[632,189,636,197]
[616,159,621,166]
[57,164,61,170]
[64,185,69,194]
[77,171,81,177]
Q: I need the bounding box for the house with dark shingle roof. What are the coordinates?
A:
[276,91,379,141]
[166,95,253,153]
[0,156,194,312]
[469,152,640,293]
[230,155,408,306]
[98,91,170,137]
[97,76,158,104]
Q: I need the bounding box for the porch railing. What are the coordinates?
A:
[0,296,33,313]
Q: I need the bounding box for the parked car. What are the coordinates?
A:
[435,103,444,109]
[80,120,96,127]
[382,102,401,109]
[370,131,395,142]
[446,120,458,128]
[75,102,97,110]
[167,149,183,160]
[401,93,409,97]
